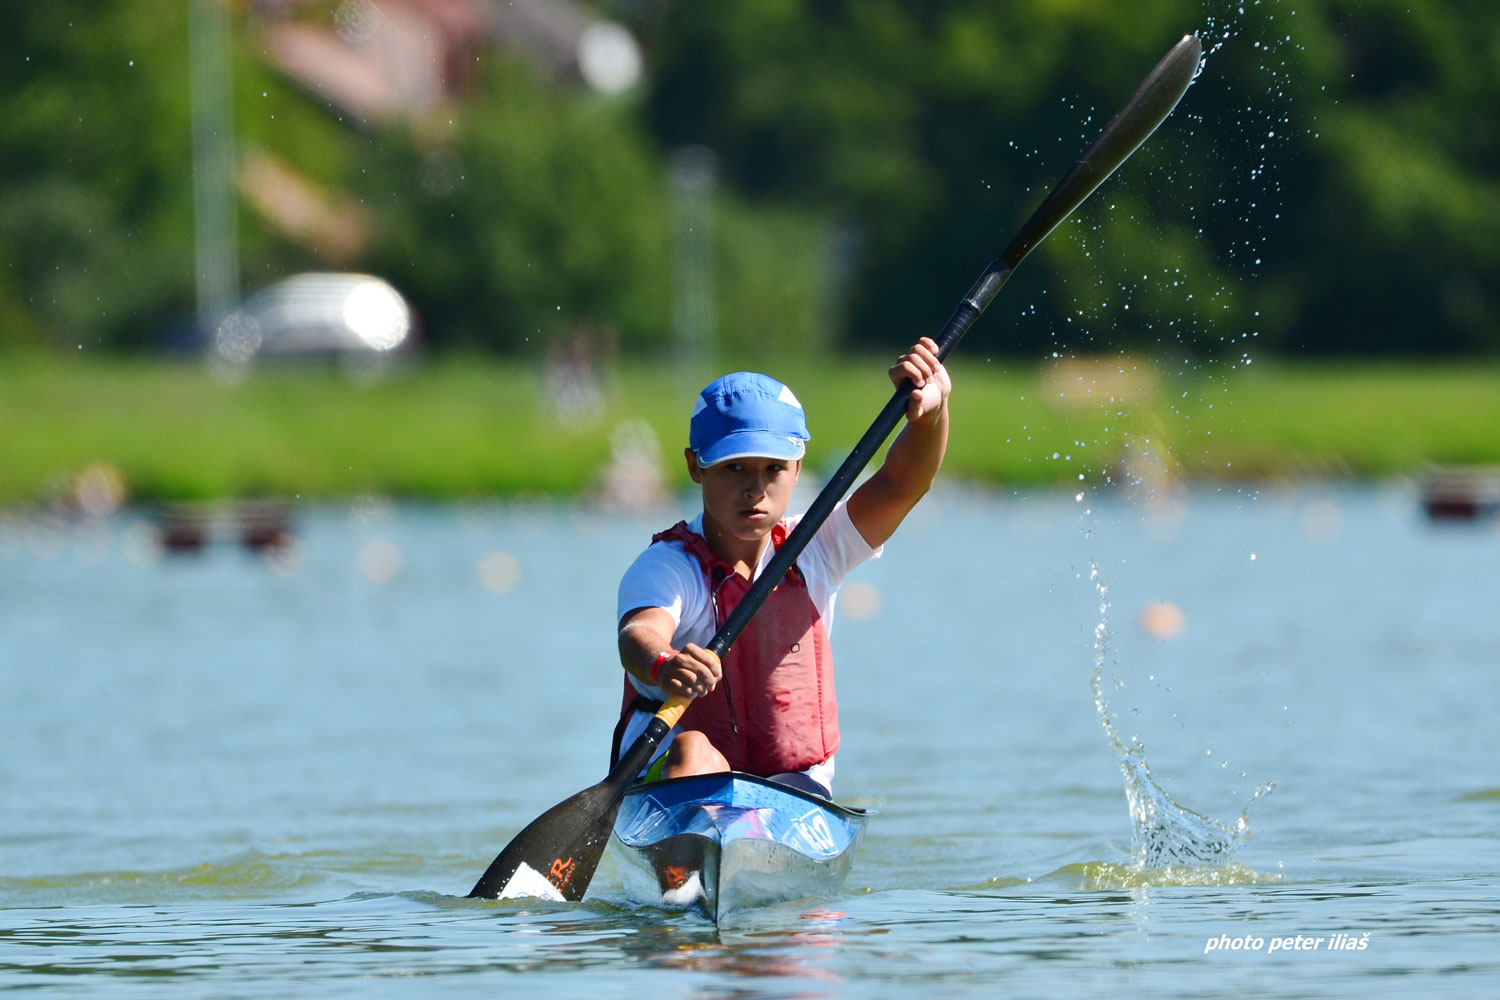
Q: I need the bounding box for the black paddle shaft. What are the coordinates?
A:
[711,34,1204,660]
[466,33,1203,903]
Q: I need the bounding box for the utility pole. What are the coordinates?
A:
[189,0,240,330]
[670,145,716,386]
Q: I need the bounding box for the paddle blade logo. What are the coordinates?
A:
[548,856,578,892]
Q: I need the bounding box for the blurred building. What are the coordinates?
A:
[238,0,640,267]
[251,0,641,125]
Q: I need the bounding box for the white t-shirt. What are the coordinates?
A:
[613,499,881,792]
[616,498,882,702]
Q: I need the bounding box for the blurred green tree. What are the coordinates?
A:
[360,59,672,353]
[3,0,1496,359]
[0,4,196,350]
[625,0,1500,357]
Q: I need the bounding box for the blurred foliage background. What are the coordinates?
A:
[2,0,1497,365]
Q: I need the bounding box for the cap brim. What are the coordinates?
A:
[696,429,807,467]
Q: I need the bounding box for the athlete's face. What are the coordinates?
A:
[686,450,801,553]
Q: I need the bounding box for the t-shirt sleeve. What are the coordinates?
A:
[794,498,882,590]
[616,541,708,636]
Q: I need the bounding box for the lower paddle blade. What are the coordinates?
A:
[467,699,685,901]
[467,779,621,900]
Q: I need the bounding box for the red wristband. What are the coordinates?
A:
[648,648,678,684]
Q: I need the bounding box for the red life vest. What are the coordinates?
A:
[620,520,839,775]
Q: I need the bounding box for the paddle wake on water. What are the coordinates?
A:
[1081,561,1277,888]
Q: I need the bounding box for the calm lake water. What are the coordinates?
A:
[3,484,1498,997]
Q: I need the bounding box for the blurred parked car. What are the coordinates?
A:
[210,272,419,369]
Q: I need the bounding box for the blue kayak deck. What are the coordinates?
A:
[610,772,869,921]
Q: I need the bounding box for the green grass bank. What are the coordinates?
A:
[3,353,1497,506]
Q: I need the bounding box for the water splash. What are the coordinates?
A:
[1089,562,1273,869]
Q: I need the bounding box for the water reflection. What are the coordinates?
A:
[456,899,856,990]
[627,916,851,986]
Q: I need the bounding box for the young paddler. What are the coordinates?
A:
[611,337,951,798]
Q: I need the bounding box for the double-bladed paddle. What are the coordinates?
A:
[467,32,1205,902]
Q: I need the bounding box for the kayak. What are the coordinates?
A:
[610,771,869,921]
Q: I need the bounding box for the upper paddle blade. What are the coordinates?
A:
[997,33,1203,275]
[467,778,621,900]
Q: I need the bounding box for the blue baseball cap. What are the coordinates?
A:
[689,372,810,467]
